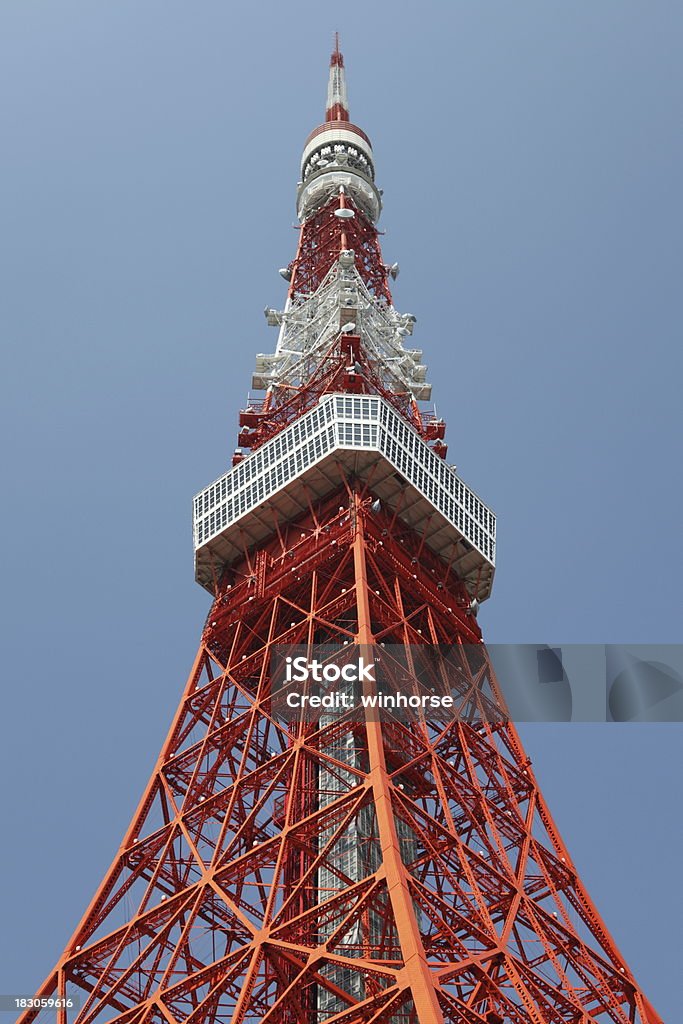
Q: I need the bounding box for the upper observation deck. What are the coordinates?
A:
[194,393,495,601]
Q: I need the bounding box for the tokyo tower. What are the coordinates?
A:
[22,39,663,1024]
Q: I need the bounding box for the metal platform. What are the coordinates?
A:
[193,394,496,600]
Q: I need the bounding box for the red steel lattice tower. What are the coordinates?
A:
[23,41,663,1024]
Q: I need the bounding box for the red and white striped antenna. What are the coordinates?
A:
[326,32,349,122]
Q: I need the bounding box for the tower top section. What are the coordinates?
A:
[297,39,382,224]
[194,41,497,604]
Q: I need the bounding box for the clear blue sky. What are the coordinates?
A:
[0,2,681,1019]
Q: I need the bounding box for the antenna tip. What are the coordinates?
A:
[331,31,344,66]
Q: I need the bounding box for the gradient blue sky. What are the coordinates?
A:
[0,2,681,1019]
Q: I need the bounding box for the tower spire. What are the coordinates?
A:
[292,40,385,305]
[326,32,349,122]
